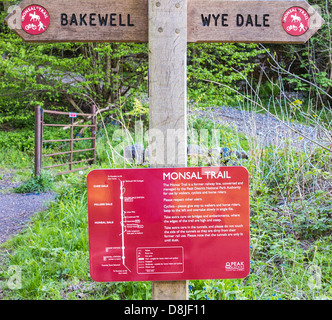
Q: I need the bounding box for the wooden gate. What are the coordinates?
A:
[34,105,97,176]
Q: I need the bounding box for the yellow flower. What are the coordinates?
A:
[22,157,25,160]
[291,99,303,109]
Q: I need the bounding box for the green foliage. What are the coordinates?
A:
[188,115,250,156]
[1,2,148,129]
[263,0,332,105]
[14,171,54,193]
[187,43,263,106]
[258,79,280,99]
[189,233,332,300]
[186,141,332,300]
[0,0,331,301]
[1,175,152,299]
[0,39,148,129]
[0,148,33,173]
[1,2,264,130]
[291,191,332,239]
[124,97,149,123]
[1,118,331,300]
[251,145,332,199]
[0,129,34,151]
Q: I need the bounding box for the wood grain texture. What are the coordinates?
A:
[5,0,148,42]
[148,0,188,300]
[5,0,324,43]
[152,280,189,300]
[187,0,325,44]
[148,0,187,168]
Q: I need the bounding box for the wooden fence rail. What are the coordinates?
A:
[35,105,97,176]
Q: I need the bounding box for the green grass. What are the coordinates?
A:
[0,174,152,300]
[13,171,55,194]
[0,115,331,300]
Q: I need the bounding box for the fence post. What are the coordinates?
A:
[34,105,42,176]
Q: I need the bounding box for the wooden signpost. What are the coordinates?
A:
[188,0,324,43]
[5,0,324,43]
[148,0,188,299]
[5,0,324,301]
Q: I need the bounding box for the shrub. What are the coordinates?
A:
[14,172,54,193]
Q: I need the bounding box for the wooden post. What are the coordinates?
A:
[149,0,188,299]
[34,105,42,176]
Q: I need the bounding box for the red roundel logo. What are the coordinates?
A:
[282,7,309,36]
[21,5,50,35]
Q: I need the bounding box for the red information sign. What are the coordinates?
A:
[21,5,50,35]
[87,166,250,282]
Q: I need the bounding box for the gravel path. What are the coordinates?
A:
[192,106,330,151]
[0,169,56,244]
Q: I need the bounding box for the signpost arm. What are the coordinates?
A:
[148,0,188,299]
